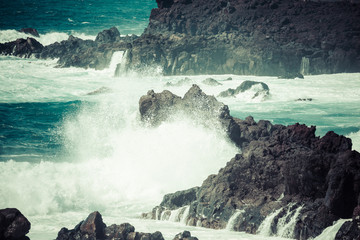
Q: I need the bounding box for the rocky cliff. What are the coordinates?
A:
[1,0,359,76]
[124,0,360,76]
[140,85,360,239]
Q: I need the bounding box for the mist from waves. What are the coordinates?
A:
[1,56,360,239]
[0,55,238,218]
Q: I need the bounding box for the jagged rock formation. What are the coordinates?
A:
[139,86,360,239]
[38,27,136,70]
[0,37,43,58]
[0,27,135,70]
[139,84,242,145]
[124,0,360,76]
[56,211,199,240]
[335,206,360,240]
[56,211,165,240]
[217,80,270,99]
[1,1,359,76]
[0,208,31,240]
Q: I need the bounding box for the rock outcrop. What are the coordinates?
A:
[126,0,360,76]
[173,231,198,240]
[56,211,200,240]
[139,84,242,146]
[57,211,165,240]
[218,80,270,99]
[0,208,31,240]
[335,205,360,240]
[38,27,136,70]
[2,1,359,75]
[0,37,43,58]
[139,86,360,239]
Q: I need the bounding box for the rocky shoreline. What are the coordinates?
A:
[1,85,360,239]
[139,85,360,239]
[0,209,199,240]
[1,0,360,76]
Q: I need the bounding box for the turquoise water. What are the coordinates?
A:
[0,1,360,239]
[0,0,156,35]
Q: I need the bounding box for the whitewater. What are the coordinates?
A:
[1,52,359,239]
[1,1,360,239]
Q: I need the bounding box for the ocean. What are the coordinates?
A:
[1,1,360,240]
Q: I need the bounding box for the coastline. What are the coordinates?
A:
[1,0,360,239]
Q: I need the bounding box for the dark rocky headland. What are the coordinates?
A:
[139,85,360,239]
[1,0,360,76]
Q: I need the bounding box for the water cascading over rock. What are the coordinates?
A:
[139,85,360,239]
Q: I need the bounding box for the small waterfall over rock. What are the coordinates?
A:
[180,206,190,225]
[114,50,128,76]
[257,207,284,236]
[225,210,245,231]
[313,219,350,240]
[277,205,303,238]
[300,57,310,76]
[257,203,303,238]
[167,205,191,224]
[108,51,124,76]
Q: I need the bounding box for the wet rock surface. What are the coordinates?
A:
[2,1,360,75]
[56,211,167,240]
[132,0,360,76]
[0,208,31,240]
[55,211,201,240]
[335,205,360,240]
[0,37,43,58]
[139,86,360,239]
[218,80,269,99]
[38,27,136,70]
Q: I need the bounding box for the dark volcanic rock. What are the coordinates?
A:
[123,0,360,75]
[37,27,135,70]
[218,80,270,99]
[0,37,43,58]
[56,211,165,240]
[160,187,199,210]
[79,211,106,239]
[139,84,241,145]
[173,231,198,240]
[95,27,121,43]
[335,207,360,240]
[202,78,222,86]
[18,28,40,38]
[0,208,31,240]
[140,86,360,239]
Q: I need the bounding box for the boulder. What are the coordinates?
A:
[173,231,198,240]
[56,212,166,240]
[0,208,31,240]
[0,37,43,58]
[79,211,106,239]
[95,27,121,43]
[202,78,222,86]
[218,80,270,99]
[165,77,192,87]
[139,84,241,146]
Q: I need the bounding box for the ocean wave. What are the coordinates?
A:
[0,29,96,46]
[347,130,360,152]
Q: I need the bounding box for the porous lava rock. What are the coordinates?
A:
[139,86,360,239]
[0,208,31,240]
[56,211,165,240]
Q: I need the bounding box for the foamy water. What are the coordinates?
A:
[1,55,359,240]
